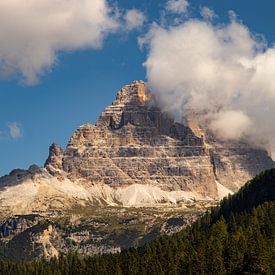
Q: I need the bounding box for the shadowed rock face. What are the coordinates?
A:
[44,143,64,176]
[44,80,274,199]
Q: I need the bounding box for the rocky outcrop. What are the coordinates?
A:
[0,215,39,238]
[44,143,64,176]
[0,207,205,260]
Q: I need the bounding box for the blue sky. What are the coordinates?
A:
[1,0,275,176]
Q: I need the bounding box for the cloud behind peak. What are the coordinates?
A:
[143,15,275,152]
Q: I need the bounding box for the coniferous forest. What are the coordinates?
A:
[1,169,275,274]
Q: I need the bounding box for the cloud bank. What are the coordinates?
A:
[143,16,275,153]
[0,0,119,84]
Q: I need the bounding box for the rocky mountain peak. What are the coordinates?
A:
[95,80,156,129]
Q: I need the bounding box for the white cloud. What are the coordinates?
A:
[0,0,119,85]
[124,9,146,31]
[166,0,189,14]
[143,15,275,152]
[7,122,22,139]
[200,7,216,21]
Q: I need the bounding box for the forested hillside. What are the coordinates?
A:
[1,169,275,274]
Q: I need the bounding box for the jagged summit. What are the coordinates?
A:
[95,80,158,129]
[111,80,151,106]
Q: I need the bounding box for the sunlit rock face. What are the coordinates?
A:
[45,80,274,201]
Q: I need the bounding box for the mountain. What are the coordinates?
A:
[0,80,273,259]
[1,168,275,274]
[0,81,273,213]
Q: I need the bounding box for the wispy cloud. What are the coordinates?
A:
[7,122,22,139]
[200,6,217,21]
[124,9,146,31]
[166,0,189,14]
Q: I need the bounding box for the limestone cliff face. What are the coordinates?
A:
[44,80,273,200]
